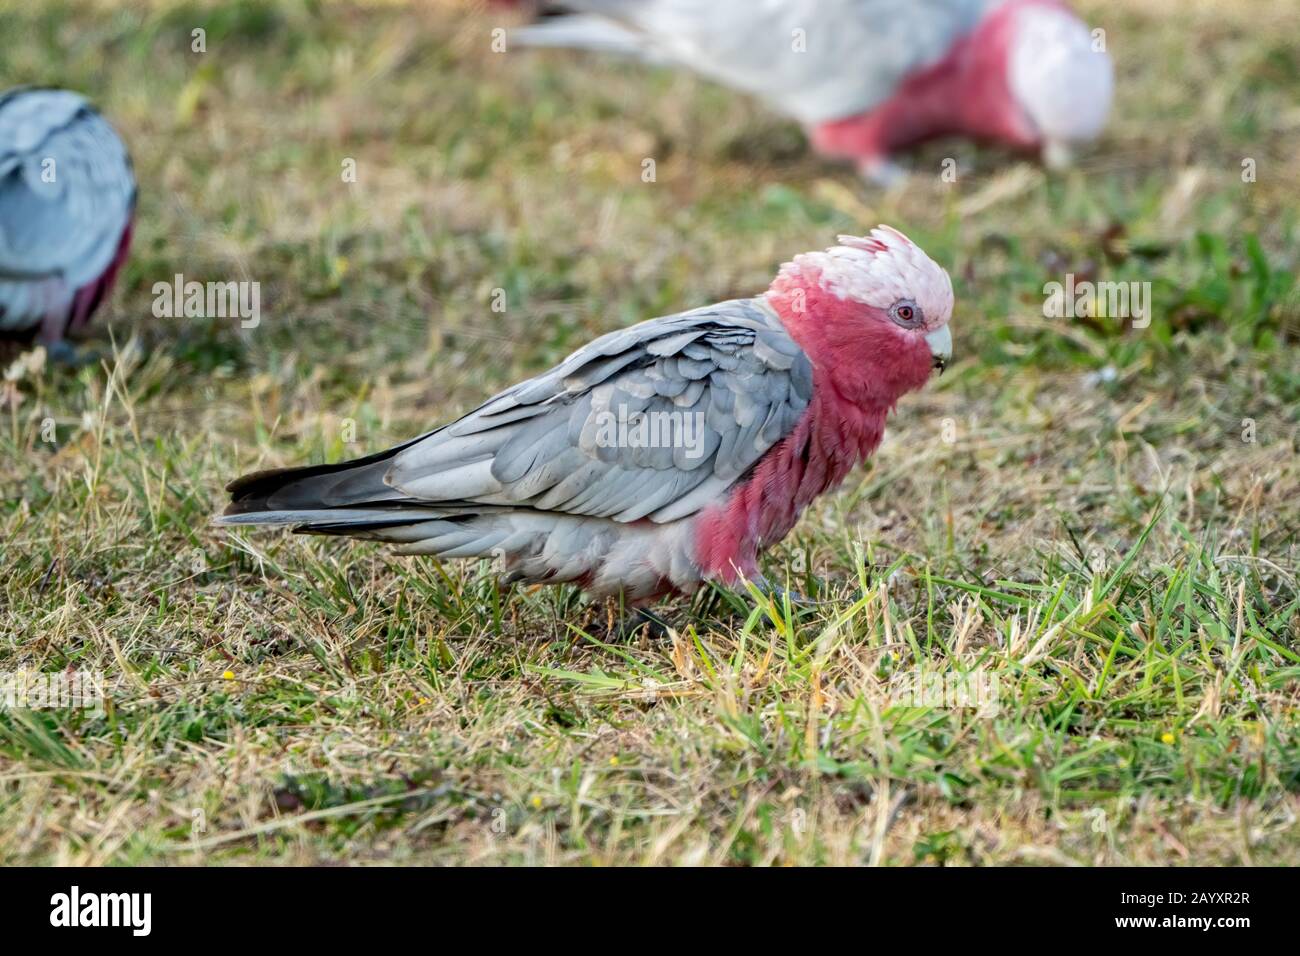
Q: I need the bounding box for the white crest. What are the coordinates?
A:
[782,225,954,328]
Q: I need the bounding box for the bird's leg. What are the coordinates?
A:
[808,115,906,189]
[602,601,671,642]
[1042,140,1075,170]
[857,156,910,189]
[43,339,100,368]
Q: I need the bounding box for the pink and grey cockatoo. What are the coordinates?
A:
[0,88,136,359]
[219,226,954,608]
[504,0,1114,183]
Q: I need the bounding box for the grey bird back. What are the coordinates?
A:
[520,0,995,124]
[0,88,136,333]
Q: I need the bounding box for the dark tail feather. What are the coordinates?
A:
[217,448,520,558]
[223,446,396,510]
[216,428,506,541]
[219,437,439,531]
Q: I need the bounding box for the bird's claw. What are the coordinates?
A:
[858,157,909,189]
[749,577,867,609]
[607,607,671,642]
[748,578,822,608]
[758,584,816,607]
[43,340,101,368]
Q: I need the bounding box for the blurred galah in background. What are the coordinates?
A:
[0,88,136,360]
[502,0,1114,183]
[220,226,954,616]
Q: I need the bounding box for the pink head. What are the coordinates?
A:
[766,226,954,408]
[812,0,1113,172]
[964,0,1114,163]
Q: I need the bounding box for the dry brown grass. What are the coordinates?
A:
[0,0,1297,865]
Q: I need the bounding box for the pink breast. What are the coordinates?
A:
[693,388,886,584]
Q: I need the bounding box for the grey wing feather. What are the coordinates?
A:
[0,90,135,280]
[385,296,813,523]
[524,0,997,124]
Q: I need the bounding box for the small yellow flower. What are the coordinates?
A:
[1161,732,1176,745]
[221,670,235,681]
[418,697,431,705]
[530,795,543,809]
[609,756,620,767]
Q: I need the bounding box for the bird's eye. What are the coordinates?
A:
[890,299,923,328]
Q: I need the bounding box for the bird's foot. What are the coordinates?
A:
[1043,140,1075,170]
[751,574,858,606]
[43,340,101,368]
[604,606,671,643]
[858,156,910,189]
[752,582,816,608]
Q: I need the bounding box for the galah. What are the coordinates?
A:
[0,88,136,357]
[219,226,954,606]
[504,0,1114,182]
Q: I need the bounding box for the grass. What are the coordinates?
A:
[1,0,1298,865]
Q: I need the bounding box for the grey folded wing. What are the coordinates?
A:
[229,297,813,528]
[386,296,814,523]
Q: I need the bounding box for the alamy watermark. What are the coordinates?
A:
[592,406,706,460]
[1,669,105,716]
[151,274,260,328]
[1044,273,1151,328]
[50,886,150,936]
[896,668,1000,717]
